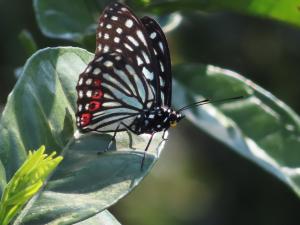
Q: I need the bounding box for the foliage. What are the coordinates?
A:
[0,146,62,225]
[33,0,300,43]
[0,47,164,224]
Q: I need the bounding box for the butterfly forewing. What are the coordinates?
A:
[141,16,172,107]
[95,2,163,105]
[76,53,154,132]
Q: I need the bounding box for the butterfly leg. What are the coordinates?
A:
[162,129,168,140]
[140,132,155,170]
[103,122,136,153]
[102,123,123,153]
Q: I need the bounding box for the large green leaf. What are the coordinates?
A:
[172,64,300,196]
[0,47,165,224]
[32,0,147,42]
[33,0,98,42]
[33,0,300,43]
[149,0,300,27]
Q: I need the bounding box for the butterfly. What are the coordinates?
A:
[76,2,242,167]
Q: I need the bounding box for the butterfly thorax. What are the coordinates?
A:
[131,106,183,134]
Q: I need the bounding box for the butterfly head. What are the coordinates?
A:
[169,110,184,128]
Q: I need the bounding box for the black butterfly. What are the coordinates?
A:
[76,2,241,167]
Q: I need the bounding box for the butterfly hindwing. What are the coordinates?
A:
[76,53,154,132]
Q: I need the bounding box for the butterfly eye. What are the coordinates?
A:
[170,120,177,128]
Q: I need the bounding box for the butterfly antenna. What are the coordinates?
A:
[178,96,244,112]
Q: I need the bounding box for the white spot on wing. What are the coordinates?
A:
[97,44,102,52]
[103,102,121,107]
[103,45,109,52]
[93,68,101,75]
[160,76,165,87]
[124,43,133,51]
[116,27,123,34]
[158,41,164,52]
[136,30,147,46]
[86,78,92,85]
[78,77,83,85]
[79,90,83,98]
[125,19,133,28]
[160,61,164,72]
[104,61,113,67]
[104,93,114,100]
[111,16,118,21]
[114,37,120,43]
[86,66,92,73]
[106,24,112,29]
[142,67,153,80]
[104,33,109,39]
[127,36,139,46]
[150,32,156,39]
[142,51,150,64]
[86,90,92,97]
[95,56,103,62]
[136,56,143,65]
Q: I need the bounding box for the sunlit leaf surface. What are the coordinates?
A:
[172,64,300,196]
[0,47,165,224]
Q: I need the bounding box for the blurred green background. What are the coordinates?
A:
[1,0,300,225]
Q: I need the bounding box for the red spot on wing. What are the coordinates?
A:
[93,79,101,87]
[80,113,91,126]
[89,101,102,111]
[92,90,103,99]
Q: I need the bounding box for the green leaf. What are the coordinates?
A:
[73,210,121,225]
[0,146,62,225]
[33,0,102,42]
[18,30,38,57]
[149,0,300,27]
[14,67,23,79]
[0,47,165,224]
[33,0,152,43]
[172,63,300,196]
